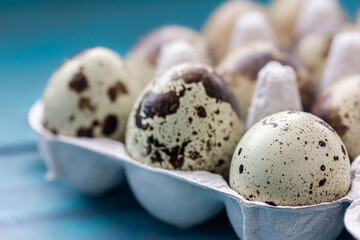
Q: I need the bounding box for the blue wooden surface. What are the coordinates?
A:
[0,0,358,239]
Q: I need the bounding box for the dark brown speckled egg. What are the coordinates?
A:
[125,62,244,177]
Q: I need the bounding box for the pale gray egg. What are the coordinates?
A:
[126,62,245,177]
[43,47,139,141]
[230,111,351,206]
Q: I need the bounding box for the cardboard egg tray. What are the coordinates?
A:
[29,100,360,240]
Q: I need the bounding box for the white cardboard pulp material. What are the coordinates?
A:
[29,101,360,240]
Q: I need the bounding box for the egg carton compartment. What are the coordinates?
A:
[29,100,360,240]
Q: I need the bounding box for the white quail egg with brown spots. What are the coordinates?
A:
[43,47,139,141]
[230,111,351,206]
[126,62,244,177]
[313,74,360,162]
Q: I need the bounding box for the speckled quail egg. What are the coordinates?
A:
[43,47,139,141]
[125,62,245,177]
[216,42,317,119]
[230,111,351,206]
[126,25,213,87]
[202,0,265,63]
[313,75,360,162]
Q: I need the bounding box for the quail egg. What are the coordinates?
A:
[43,47,138,141]
[126,25,213,87]
[313,75,360,162]
[216,42,317,119]
[230,111,351,206]
[126,62,245,177]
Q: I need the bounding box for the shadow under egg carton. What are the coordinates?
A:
[29,100,360,240]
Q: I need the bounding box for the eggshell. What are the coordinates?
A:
[216,42,317,119]
[313,75,360,162]
[202,0,265,63]
[230,111,351,206]
[126,62,244,177]
[43,47,138,141]
[126,25,213,87]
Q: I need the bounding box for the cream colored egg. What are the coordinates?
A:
[43,47,139,141]
[313,75,360,162]
[230,111,351,206]
[126,62,244,177]
[126,25,213,88]
[216,42,316,119]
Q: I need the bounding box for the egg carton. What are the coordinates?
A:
[28,100,360,240]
